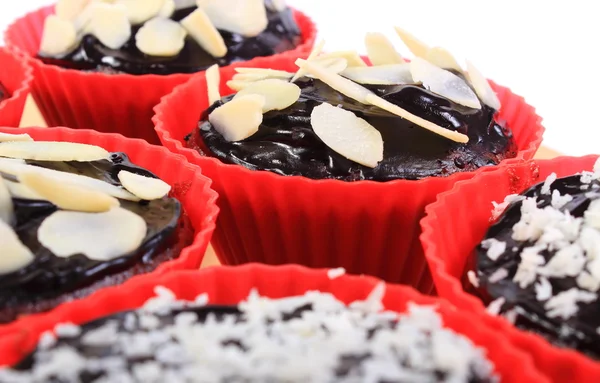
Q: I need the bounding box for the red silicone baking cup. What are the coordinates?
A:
[0,264,548,382]
[153,54,544,293]
[0,126,218,325]
[420,156,600,382]
[4,5,316,145]
[0,47,33,127]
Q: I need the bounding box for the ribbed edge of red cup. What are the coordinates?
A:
[152,56,545,294]
[4,5,316,144]
[0,47,33,127]
[0,264,549,382]
[420,156,600,382]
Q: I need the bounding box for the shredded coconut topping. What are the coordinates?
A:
[491,194,525,220]
[0,286,497,383]
[480,238,506,261]
[327,267,346,280]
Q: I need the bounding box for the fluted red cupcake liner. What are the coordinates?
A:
[152,54,544,293]
[0,47,33,127]
[4,5,316,145]
[0,126,219,324]
[0,264,548,382]
[420,156,600,382]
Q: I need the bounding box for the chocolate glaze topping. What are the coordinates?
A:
[475,175,600,358]
[39,6,301,75]
[189,76,516,181]
[0,153,180,315]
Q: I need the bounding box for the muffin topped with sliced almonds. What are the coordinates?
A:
[0,132,193,323]
[186,28,517,181]
[38,0,302,75]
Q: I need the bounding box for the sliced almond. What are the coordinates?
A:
[117,0,165,24]
[0,132,33,143]
[235,67,295,79]
[118,170,171,200]
[88,3,132,50]
[365,32,404,66]
[0,220,34,275]
[234,79,301,113]
[410,57,481,109]
[466,60,501,110]
[20,171,120,213]
[311,57,348,75]
[291,39,325,82]
[426,47,462,71]
[394,27,430,58]
[206,64,221,105]
[56,0,91,20]
[0,141,109,162]
[312,103,383,168]
[316,51,367,68]
[39,15,78,57]
[266,0,286,11]
[38,207,147,261]
[209,95,265,141]
[0,178,13,224]
[226,80,254,92]
[159,0,176,17]
[197,0,268,37]
[4,180,45,201]
[341,64,413,85]
[136,17,186,57]
[181,8,227,58]
[294,59,468,143]
[0,158,139,201]
[232,73,271,82]
[174,0,195,9]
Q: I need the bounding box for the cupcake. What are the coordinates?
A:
[0,265,547,382]
[0,127,218,323]
[5,0,316,143]
[0,48,34,127]
[421,156,600,381]
[154,28,544,292]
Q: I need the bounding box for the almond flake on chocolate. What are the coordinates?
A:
[0,178,13,224]
[117,0,165,24]
[38,207,147,262]
[181,8,227,58]
[159,0,176,17]
[410,57,481,109]
[0,132,33,143]
[466,60,501,110]
[234,79,301,113]
[0,219,34,275]
[55,0,91,20]
[197,0,268,37]
[394,27,430,58]
[426,47,462,71]
[20,171,120,213]
[311,103,383,168]
[291,39,325,82]
[311,57,348,75]
[39,15,79,57]
[295,58,469,143]
[235,67,295,79]
[88,3,132,50]
[316,51,367,67]
[118,170,171,200]
[365,32,404,66]
[206,64,221,105]
[209,95,266,142]
[232,73,272,82]
[341,64,413,85]
[0,141,109,162]
[3,180,45,201]
[226,80,254,92]
[136,17,186,57]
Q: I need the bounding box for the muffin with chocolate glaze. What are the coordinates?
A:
[154,28,543,292]
[4,0,316,143]
[473,160,600,359]
[0,132,197,323]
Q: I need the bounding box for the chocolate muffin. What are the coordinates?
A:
[1,285,498,382]
[38,0,301,75]
[0,133,193,323]
[186,30,516,181]
[472,160,600,358]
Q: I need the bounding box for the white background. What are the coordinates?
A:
[1,0,598,156]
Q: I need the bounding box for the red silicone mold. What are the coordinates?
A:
[0,47,33,127]
[0,264,548,382]
[153,54,544,294]
[421,156,600,382]
[4,5,316,144]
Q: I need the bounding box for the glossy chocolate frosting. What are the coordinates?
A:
[0,153,181,316]
[39,6,301,75]
[475,175,600,358]
[189,76,516,181]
